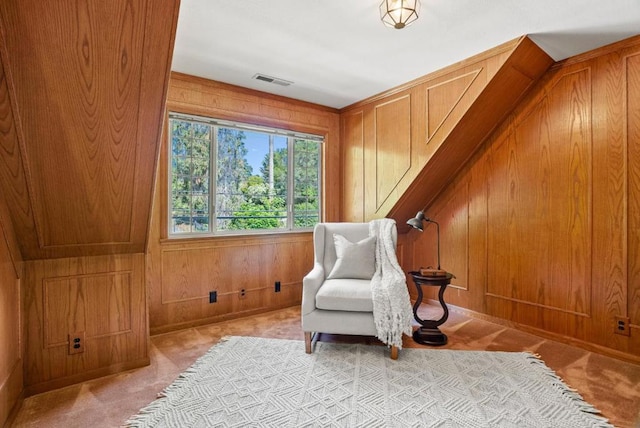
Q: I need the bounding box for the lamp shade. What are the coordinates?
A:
[406,211,441,270]
[406,211,426,231]
[380,0,421,29]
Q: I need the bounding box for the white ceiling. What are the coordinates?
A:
[171,1,640,109]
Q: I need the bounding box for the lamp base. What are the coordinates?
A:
[413,327,448,346]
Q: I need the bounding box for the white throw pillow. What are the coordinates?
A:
[327,234,377,280]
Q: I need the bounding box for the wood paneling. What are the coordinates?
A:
[487,67,592,320]
[628,53,640,328]
[374,95,412,209]
[398,35,640,361]
[0,52,31,270]
[43,272,133,347]
[149,235,312,334]
[389,37,554,227]
[426,70,481,140]
[342,111,365,221]
[340,36,553,224]
[0,187,21,427]
[22,254,147,394]
[0,0,179,259]
[147,74,339,333]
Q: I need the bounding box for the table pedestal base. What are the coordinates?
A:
[413,327,447,346]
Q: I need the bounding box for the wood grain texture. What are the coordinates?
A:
[628,53,640,328]
[0,0,179,259]
[0,188,21,427]
[340,36,554,225]
[22,254,147,394]
[487,68,592,319]
[398,35,640,361]
[374,95,412,210]
[0,45,36,266]
[392,37,553,228]
[426,70,481,140]
[149,235,311,333]
[590,48,628,349]
[167,73,341,226]
[147,74,338,333]
[341,111,365,221]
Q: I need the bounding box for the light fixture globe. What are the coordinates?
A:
[380,0,420,29]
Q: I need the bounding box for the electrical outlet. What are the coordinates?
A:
[615,316,630,336]
[239,289,246,299]
[209,290,217,303]
[68,331,85,355]
[275,281,281,292]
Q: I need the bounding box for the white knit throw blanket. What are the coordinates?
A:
[369,219,413,349]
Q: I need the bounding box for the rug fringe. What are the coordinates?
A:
[125,339,615,428]
[524,352,613,426]
[123,337,235,427]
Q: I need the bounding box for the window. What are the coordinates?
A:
[168,113,322,236]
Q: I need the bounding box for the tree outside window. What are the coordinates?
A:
[169,114,322,236]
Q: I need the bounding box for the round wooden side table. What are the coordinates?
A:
[409,271,453,346]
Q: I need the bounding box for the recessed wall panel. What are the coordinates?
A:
[487,69,592,316]
[374,95,411,209]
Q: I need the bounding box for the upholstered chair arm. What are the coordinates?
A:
[301,263,325,316]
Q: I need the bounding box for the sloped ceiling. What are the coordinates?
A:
[171,0,640,109]
[0,0,180,259]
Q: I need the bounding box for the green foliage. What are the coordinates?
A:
[229,196,286,230]
[170,118,321,234]
[260,147,287,197]
[292,139,319,228]
[170,120,211,232]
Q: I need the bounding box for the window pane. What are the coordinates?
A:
[218,129,288,232]
[169,113,322,236]
[169,118,211,233]
[293,139,320,229]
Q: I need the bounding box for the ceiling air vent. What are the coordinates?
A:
[252,73,293,87]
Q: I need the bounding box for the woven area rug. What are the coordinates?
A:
[126,336,612,427]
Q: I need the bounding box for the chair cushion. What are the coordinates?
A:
[326,234,376,280]
[315,279,373,312]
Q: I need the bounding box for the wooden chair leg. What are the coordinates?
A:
[304,332,312,354]
[390,345,399,360]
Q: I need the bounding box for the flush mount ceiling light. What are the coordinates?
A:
[379,0,420,29]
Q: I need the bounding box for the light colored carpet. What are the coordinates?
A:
[126,336,612,427]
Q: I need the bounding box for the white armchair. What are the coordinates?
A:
[301,222,400,359]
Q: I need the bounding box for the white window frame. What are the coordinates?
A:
[167,112,323,237]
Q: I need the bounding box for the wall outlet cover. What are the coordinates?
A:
[68,331,85,355]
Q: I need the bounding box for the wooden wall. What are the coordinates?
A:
[147,74,340,334]
[0,0,179,259]
[340,36,553,225]
[399,36,640,362]
[22,253,148,394]
[0,186,22,428]
[0,0,180,398]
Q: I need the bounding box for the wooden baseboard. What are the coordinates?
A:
[438,301,640,365]
[150,302,298,336]
[24,357,150,397]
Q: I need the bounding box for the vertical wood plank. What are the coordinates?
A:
[342,111,365,221]
[627,53,640,327]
